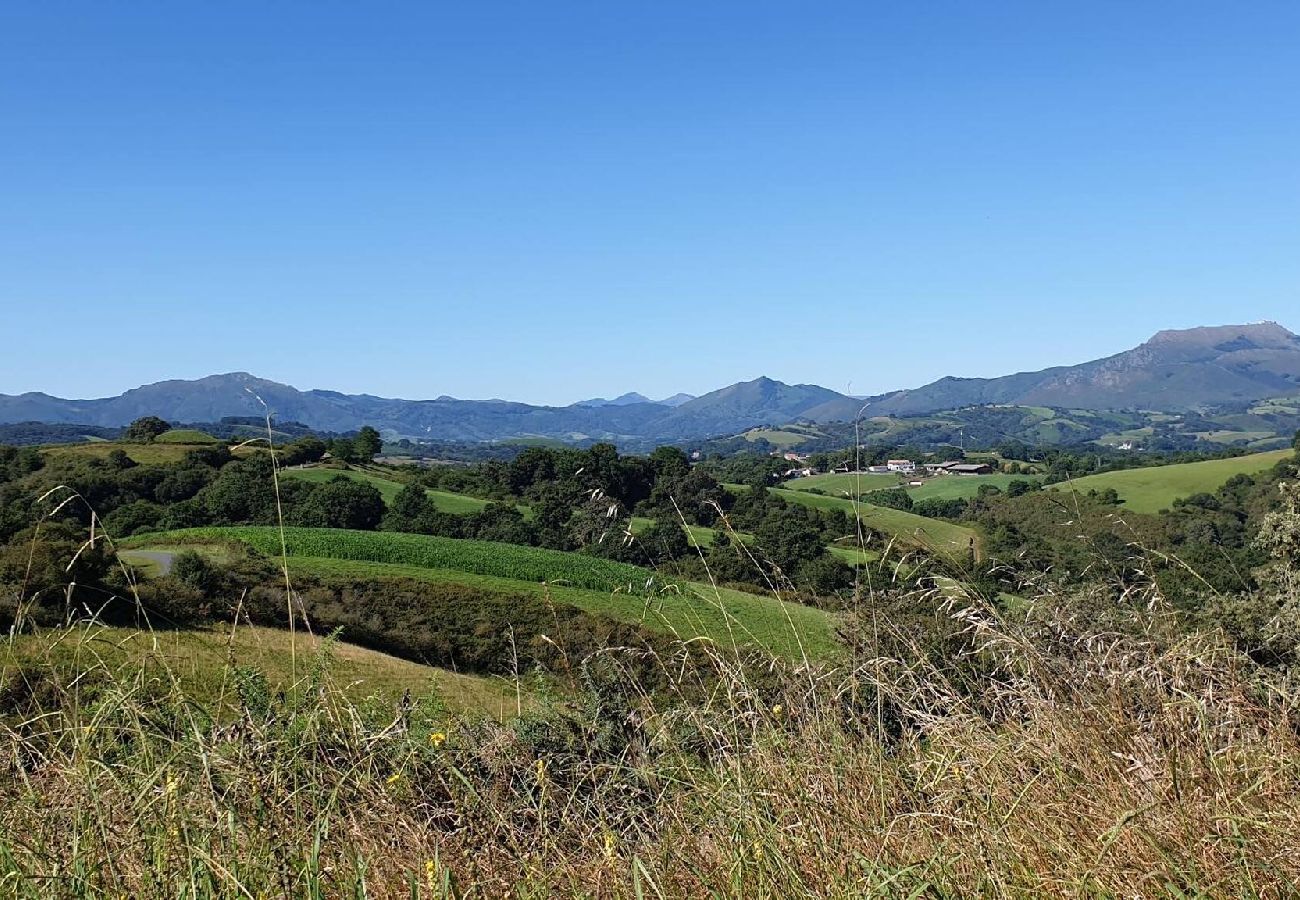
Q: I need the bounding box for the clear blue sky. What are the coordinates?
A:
[2,2,1298,406]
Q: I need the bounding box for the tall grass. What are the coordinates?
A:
[4,580,1299,896]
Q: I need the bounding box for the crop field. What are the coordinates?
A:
[127,526,666,593]
[1047,449,1293,514]
[122,528,840,660]
[3,624,522,716]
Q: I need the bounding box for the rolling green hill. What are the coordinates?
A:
[768,488,977,558]
[155,428,221,444]
[122,527,841,660]
[907,473,1043,502]
[3,624,522,716]
[1046,449,1292,513]
[283,465,519,515]
[782,472,901,494]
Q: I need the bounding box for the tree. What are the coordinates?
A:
[123,416,171,443]
[355,426,383,463]
[280,436,327,466]
[755,506,826,576]
[637,519,691,566]
[330,437,358,464]
[292,476,385,530]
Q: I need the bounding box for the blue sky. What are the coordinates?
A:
[2,2,1298,406]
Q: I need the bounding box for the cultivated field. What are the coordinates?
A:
[122,527,841,660]
[1047,449,1292,513]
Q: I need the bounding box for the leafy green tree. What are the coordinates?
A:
[862,488,912,510]
[280,436,327,466]
[755,505,827,575]
[292,476,385,530]
[383,483,434,533]
[330,437,358,464]
[354,426,383,462]
[637,519,691,566]
[123,416,171,443]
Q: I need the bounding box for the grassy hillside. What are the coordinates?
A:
[1047,449,1292,513]
[3,624,522,716]
[155,428,220,444]
[283,465,516,515]
[770,488,978,558]
[783,472,901,494]
[40,440,227,465]
[122,527,841,660]
[907,473,1043,501]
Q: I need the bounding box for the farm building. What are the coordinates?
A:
[886,459,916,474]
[867,465,891,474]
[946,462,994,475]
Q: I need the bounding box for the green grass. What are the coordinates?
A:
[743,428,815,447]
[283,465,519,515]
[1047,449,1293,514]
[1193,430,1277,445]
[41,441,228,465]
[782,472,902,495]
[769,488,979,558]
[906,474,1043,502]
[280,556,840,661]
[125,526,666,593]
[122,527,840,660]
[4,624,523,716]
[155,428,220,444]
[827,545,879,565]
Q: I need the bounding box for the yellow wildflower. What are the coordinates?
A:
[771,703,783,717]
[429,731,447,748]
[535,758,547,782]
[386,772,402,786]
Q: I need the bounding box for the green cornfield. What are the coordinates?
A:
[130,526,668,594]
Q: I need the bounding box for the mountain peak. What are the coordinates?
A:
[1146,321,1299,349]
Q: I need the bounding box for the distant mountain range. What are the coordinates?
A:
[571,392,695,408]
[2,322,1298,446]
[862,321,1300,415]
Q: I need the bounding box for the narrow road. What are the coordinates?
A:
[119,550,177,575]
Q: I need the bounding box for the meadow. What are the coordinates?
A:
[283,464,529,515]
[781,471,901,494]
[1047,448,1292,513]
[4,623,521,716]
[768,488,979,558]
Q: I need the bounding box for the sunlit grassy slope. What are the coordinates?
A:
[3,624,522,717]
[1046,449,1292,513]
